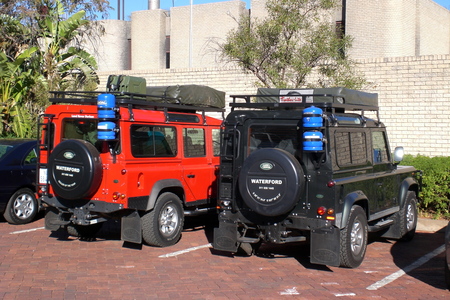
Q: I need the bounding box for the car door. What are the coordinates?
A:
[181,127,215,203]
[371,130,399,211]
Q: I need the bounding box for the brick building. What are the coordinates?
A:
[89,0,450,72]
[90,0,450,157]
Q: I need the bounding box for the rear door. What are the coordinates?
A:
[182,127,217,203]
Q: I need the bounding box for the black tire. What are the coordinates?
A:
[141,192,184,247]
[3,188,38,224]
[48,139,102,200]
[340,205,368,268]
[399,191,418,242]
[238,148,304,217]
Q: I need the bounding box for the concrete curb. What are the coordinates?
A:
[417,217,448,232]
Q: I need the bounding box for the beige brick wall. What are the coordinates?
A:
[358,55,450,157]
[347,0,450,59]
[417,0,450,55]
[87,20,131,72]
[170,1,247,69]
[98,54,450,157]
[131,9,167,70]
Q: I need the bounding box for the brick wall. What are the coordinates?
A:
[98,54,450,157]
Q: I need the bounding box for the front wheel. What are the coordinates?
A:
[399,191,418,242]
[340,205,368,268]
[3,188,38,224]
[141,192,184,247]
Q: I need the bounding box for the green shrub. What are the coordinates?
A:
[401,154,450,219]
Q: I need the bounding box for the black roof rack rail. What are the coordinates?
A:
[229,94,379,112]
[48,90,225,113]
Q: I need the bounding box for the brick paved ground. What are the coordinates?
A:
[0,215,448,299]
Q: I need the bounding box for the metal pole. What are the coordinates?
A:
[189,0,193,68]
[118,0,121,20]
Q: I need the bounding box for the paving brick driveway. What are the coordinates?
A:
[0,215,448,299]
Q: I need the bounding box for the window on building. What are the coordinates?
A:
[165,35,170,69]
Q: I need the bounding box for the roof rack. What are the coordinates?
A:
[49,90,225,113]
[230,87,379,112]
[230,92,381,125]
[229,94,379,112]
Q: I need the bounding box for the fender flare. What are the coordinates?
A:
[146,179,184,211]
[336,190,368,229]
[398,177,419,209]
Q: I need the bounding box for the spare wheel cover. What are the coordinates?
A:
[239,148,304,216]
[48,139,102,200]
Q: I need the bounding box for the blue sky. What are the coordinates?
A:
[107,0,450,20]
[109,0,244,20]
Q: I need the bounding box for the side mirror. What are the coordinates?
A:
[393,147,404,163]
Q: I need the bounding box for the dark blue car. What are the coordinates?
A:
[0,139,39,224]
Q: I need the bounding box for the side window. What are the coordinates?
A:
[372,131,389,163]
[131,125,176,157]
[335,131,368,167]
[24,147,38,165]
[183,128,205,157]
[212,128,220,156]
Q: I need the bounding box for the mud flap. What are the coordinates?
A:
[121,210,142,244]
[310,226,340,267]
[213,221,238,252]
[44,208,69,231]
[380,214,401,239]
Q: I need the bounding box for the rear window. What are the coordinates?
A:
[63,119,98,146]
[0,145,14,160]
[248,125,299,156]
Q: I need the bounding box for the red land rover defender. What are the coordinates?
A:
[37,76,224,247]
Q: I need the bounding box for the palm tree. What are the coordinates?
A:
[36,0,99,91]
[0,1,100,137]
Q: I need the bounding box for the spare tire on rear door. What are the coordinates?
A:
[48,139,102,200]
[238,148,304,217]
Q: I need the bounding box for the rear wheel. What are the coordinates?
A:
[340,205,368,268]
[141,192,184,247]
[3,188,38,224]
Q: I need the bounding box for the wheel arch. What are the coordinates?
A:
[398,177,419,209]
[146,179,185,211]
[336,190,368,229]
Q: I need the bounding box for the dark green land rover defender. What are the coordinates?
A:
[213,88,421,268]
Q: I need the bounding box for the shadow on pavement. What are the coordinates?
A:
[390,229,447,290]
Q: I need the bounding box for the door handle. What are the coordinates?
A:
[187,174,195,178]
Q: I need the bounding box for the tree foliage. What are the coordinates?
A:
[221,0,365,89]
[0,0,104,137]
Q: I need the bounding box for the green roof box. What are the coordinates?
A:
[145,85,225,109]
[256,87,378,107]
[106,75,147,95]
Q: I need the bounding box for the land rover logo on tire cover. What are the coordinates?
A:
[239,148,304,217]
[259,162,273,171]
[63,151,75,159]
